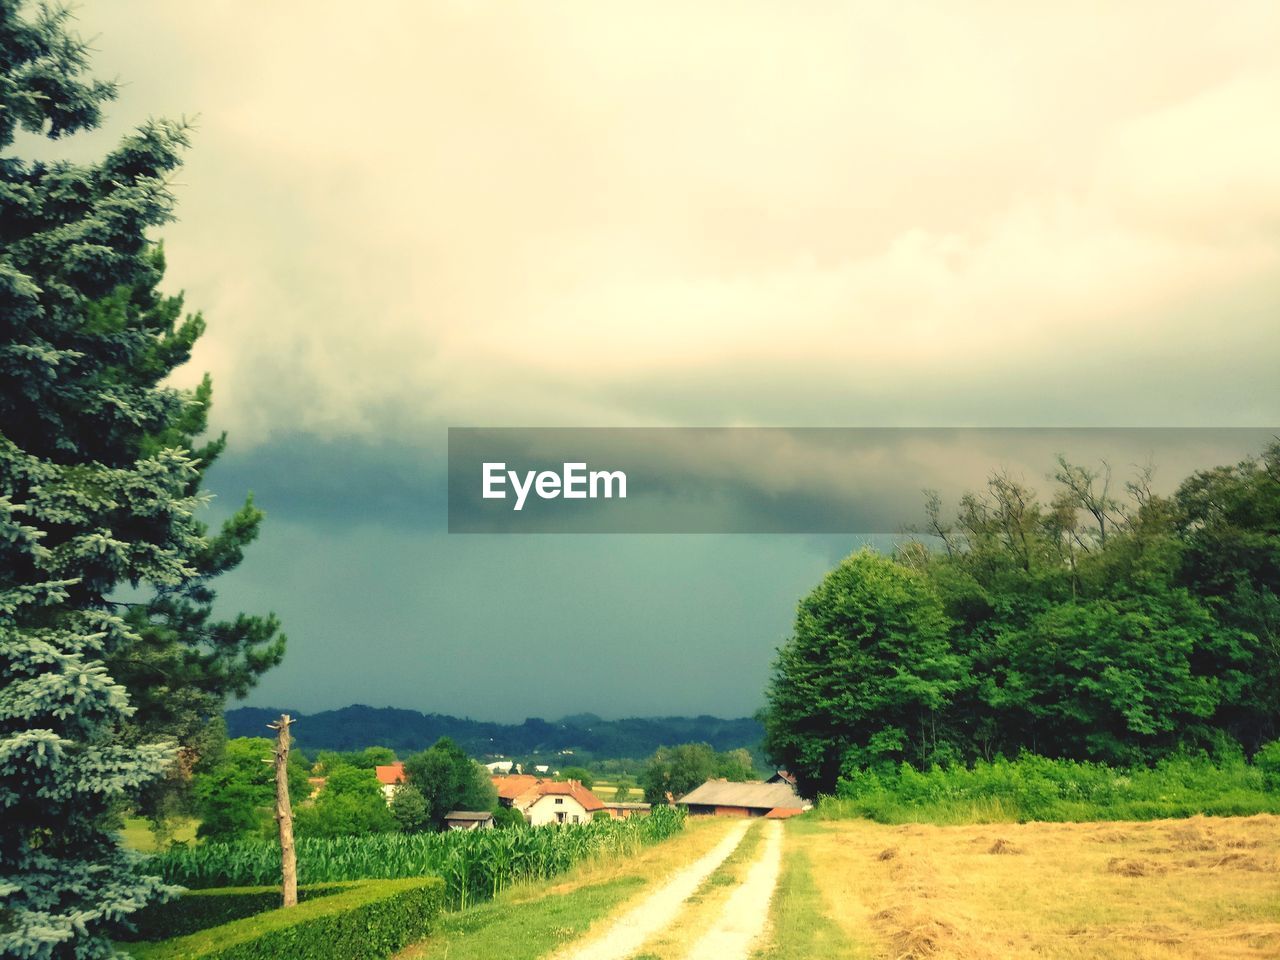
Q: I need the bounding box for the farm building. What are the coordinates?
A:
[374,762,407,803]
[444,810,495,831]
[492,775,606,825]
[601,801,651,820]
[676,779,810,818]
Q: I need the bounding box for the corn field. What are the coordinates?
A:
[144,806,686,909]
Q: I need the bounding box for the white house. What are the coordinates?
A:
[492,775,605,826]
[485,760,514,774]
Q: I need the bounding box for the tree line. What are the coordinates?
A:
[763,447,1280,795]
[193,736,528,843]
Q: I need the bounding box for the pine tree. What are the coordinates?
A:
[0,5,279,955]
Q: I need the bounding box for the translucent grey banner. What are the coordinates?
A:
[447,428,1278,534]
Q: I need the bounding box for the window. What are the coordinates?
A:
[572,815,580,824]
[556,812,566,823]
[554,798,564,804]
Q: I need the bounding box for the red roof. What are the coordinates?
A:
[522,779,605,812]
[493,774,539,800]
[375,762,406,785]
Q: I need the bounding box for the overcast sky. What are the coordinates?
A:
[31,2,1280,722]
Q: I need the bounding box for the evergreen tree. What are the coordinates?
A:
[0,5,280,955]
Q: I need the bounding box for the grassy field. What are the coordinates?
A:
[593,780,646,801]
[767,814,1280,959]
[120,817,198,853]
[756,840,863,960]
[394,817,737,960]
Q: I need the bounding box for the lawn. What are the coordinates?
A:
[767,814,1280,959]
[121,816,199,853]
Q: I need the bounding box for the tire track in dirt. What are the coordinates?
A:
[552,819,753,960]
[681,819,784,960]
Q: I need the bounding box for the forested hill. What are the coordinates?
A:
[225,704,763,759]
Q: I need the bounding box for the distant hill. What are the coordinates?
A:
[225,704,764,760]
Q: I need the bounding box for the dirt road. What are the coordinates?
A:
[553,819,752,960]
[681,818,784,959]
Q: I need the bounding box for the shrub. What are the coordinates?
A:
[820,752,1280,824]
[123,877,445,960]
[116,883,352,942]
[491,805,526,830]
[1257,740,1280,792]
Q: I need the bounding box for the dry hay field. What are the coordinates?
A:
[791,814,1280,960]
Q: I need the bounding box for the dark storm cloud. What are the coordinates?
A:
[205,434,448,532]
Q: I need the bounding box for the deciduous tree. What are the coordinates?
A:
[402,737,497,830]
[761,550,963,794]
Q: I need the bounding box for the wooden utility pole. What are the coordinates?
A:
[267,714,298,907]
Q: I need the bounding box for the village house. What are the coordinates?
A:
[443,810,495,831]
[676,778,810,819]
[492,775,606,825]
[374,762,407,803]
[493,774,540,807]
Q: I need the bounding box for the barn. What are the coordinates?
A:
[676,779,810,818]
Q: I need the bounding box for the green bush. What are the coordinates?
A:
[117,883,352,941]
[1256,740,1280,792]
[820,752,1280,824]
[124,877,445,960]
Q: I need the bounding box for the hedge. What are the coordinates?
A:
[116,883,353,942]
[122,877,446,960]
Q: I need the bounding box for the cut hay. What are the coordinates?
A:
[1106,857,1168,877]
[1090,829,1136,844]
[987,838,1021,855]
[1168,822,1219,852]
[1183,852,1273,872]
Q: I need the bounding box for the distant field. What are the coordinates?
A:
[593,781,646,801]
[121,817,198,853]
[775,814,1280,959]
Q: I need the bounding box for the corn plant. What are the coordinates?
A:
[145,806,686,909]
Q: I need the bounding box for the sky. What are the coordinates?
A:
[23,2,1280,722]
